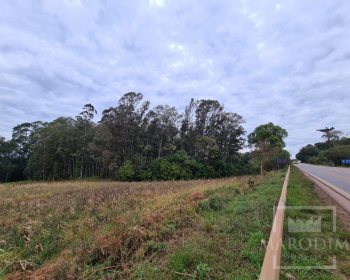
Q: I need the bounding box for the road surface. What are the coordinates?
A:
[296,163,350,194]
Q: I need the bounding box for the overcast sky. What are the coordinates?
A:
[1,0,350,156]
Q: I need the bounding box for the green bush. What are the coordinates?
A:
[296,144,319,163]
[117,160,135,181]
[325,145,350,165]
[126,150,255,182]
[308,154,333,166]
[208,195,225,211]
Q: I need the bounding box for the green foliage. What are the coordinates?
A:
[168,247,206,276]
[196,262,211,280]
[248,122,288,148]
[307,154,333,166]
[296,144,319,163]
[1,93,257,182]
[117,160,135,181]
[198,199,211,211]
[0,138,19,182]
[297,132,350,166]
[248,122,289,172]
[208,194,225,211]
[324,145,350,165]
[158,159,179,180]
[146,241,167,254]
[314,141,333,151]
[195,136,219,162]
[134,150,254,181]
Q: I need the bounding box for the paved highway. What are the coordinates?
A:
[296,163,350,194]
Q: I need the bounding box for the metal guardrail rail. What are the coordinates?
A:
[259,165,290,280]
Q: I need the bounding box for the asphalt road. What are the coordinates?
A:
[296,163,350,194]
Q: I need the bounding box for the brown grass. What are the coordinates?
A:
[0,176,262,279]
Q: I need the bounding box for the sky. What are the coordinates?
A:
[0,0,350,157]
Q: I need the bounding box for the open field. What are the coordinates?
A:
[0,175,274,279]
[0,169,349,279]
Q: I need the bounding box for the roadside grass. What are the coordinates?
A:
[281,167,350,280]
[128,172,286,279]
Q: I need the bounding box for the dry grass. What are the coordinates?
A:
[2,171,347,279]
[0,176,262,279]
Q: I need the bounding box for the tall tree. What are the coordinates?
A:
[100,92,150,173]
[248,122,288,174]
[76,104,97,178]
[146,105,179,160]
[317,127,342,146]
[0,137,17,182]
[180,98,196,154]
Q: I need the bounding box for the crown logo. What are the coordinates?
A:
[288,216,322,232]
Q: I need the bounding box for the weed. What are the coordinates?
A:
[196,199,209,213]
[208,194,225,211]
[146,241,166,254]
[196,262,211,280]
[168,246,206,277]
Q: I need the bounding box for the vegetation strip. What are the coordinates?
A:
[280,167,350,280]
[296,127,350,166]
[259,165,290,280]
[131,171,285,279]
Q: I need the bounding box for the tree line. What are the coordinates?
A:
[0,92,289,182]
[296,127,350,165]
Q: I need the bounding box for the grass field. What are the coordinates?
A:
[0,168,349,279]
[281,168,350,280]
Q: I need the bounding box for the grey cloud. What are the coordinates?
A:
[0,0,349,157]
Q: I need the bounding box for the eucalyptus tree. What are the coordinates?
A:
[27,118,77,180]
[179,98,196,155]
[146,105,179,160]
[183,99,245,161]
[76,104,97,178]
[195,99,224,138]
[1,93,253,182]
[0,136,17,182]
[100,92,150,174]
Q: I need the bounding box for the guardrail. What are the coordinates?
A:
[297,168,350,214]
[259,165,290,280]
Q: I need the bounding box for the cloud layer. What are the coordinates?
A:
[1,0,350,156]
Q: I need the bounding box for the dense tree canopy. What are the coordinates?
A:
[247,122,289,173]
[1,93,273,182]
[324,145,350,165]
[248,122,288,148]
[296,128,350,166]
[296,144,319,163]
